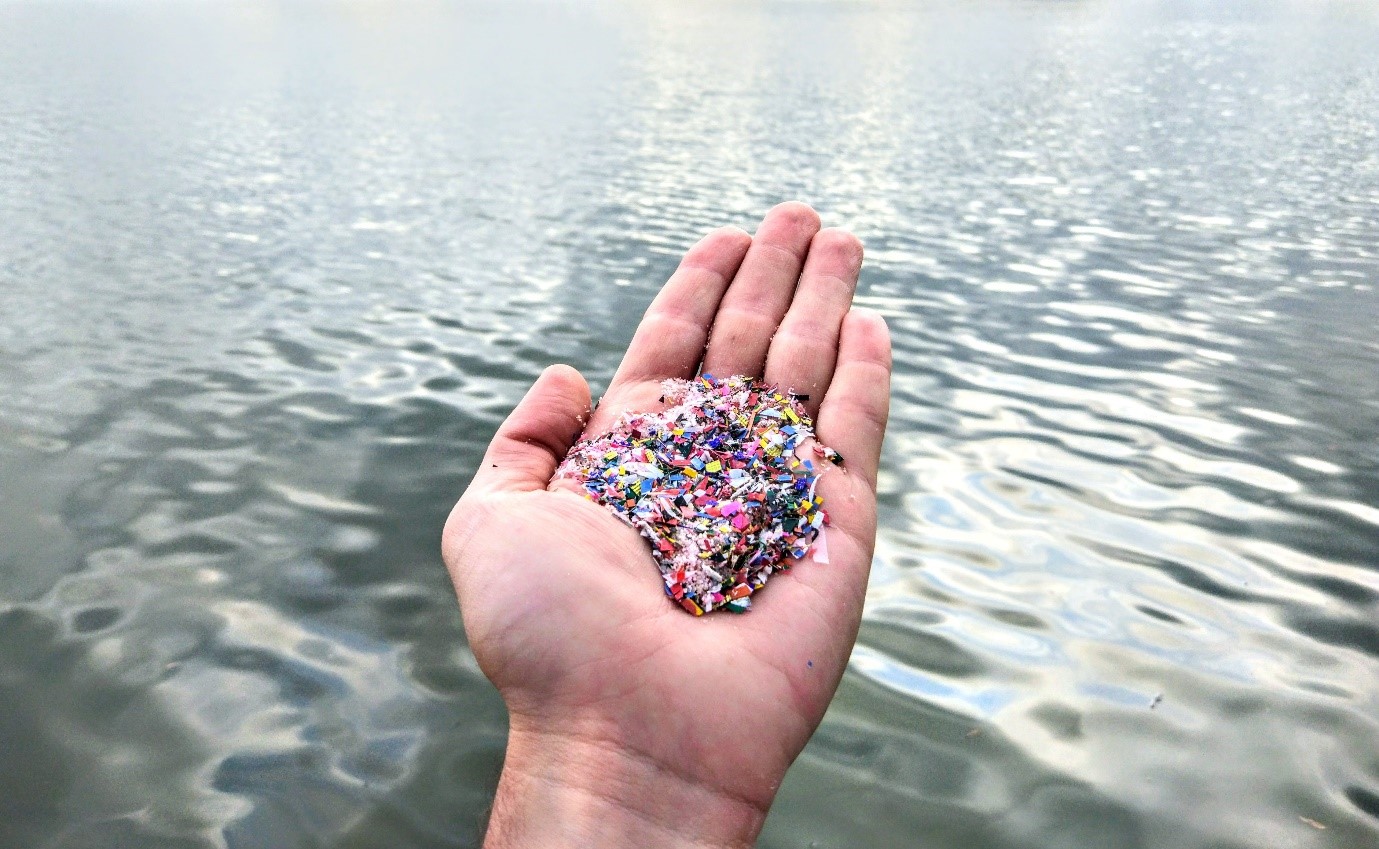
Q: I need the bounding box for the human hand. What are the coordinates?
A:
[442,202,892,848]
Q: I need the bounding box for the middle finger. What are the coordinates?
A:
[700,201,820,379]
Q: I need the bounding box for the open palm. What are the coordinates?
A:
[442,203,891,846]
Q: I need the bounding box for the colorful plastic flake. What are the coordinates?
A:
[554,374,832,615]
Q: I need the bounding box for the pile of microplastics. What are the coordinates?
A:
[554,374,840,615]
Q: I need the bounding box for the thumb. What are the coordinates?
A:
[471,364,593,493]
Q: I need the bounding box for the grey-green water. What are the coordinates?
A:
[3,1,1378,847]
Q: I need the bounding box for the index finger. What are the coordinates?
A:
[608,226,752,388]
[583,227,752,436]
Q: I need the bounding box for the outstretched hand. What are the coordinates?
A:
[442,202,892,848]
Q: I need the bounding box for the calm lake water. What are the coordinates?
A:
[3,1,1378,847]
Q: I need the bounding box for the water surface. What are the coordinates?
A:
[2,1,1378,847]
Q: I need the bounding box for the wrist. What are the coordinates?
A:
[484,716,771,849]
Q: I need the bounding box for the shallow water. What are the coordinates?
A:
[2,1,1378,846]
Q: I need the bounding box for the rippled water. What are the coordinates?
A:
[2,1,1378,847]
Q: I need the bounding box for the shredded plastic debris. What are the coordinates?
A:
[555,374,832,614]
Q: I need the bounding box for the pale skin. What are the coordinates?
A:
[442,202,893,848]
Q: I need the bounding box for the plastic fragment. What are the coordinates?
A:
[554,375,837,614]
